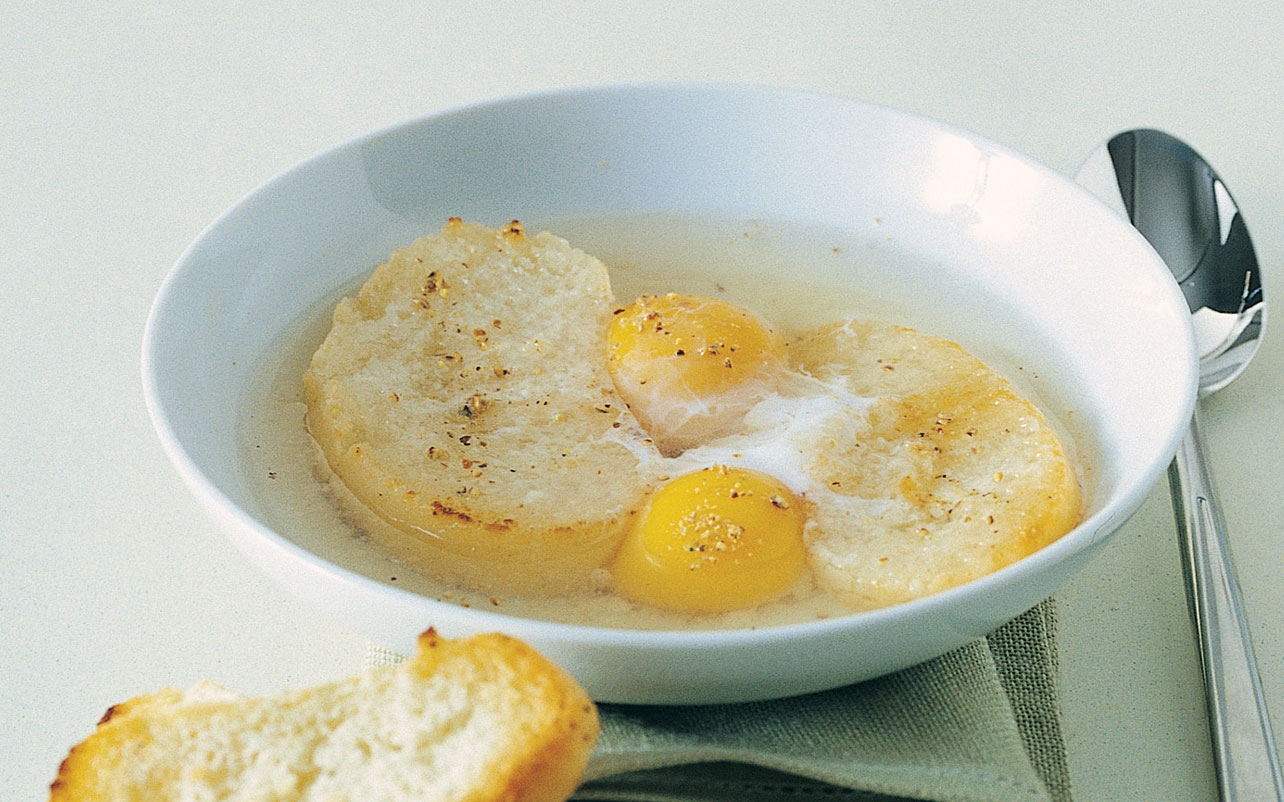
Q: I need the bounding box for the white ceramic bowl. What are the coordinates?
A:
[143,84,1197,704]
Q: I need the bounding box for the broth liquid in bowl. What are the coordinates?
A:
[239,213,1085,631]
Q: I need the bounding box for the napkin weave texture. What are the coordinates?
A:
[365,599,1068,802]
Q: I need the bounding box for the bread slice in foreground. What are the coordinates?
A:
[50,630,599,802]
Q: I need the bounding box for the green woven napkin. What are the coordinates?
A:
[367,599,1068,802]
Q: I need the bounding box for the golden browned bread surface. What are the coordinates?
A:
[787,319,1081,608]
[50,630,599,802]
[304,219,659,592]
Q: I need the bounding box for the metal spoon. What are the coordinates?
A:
[1077,129,1280,801]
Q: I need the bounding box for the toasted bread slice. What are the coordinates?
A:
[304,219,659,593]
[50,630,599,802]
[788,319,1081,608]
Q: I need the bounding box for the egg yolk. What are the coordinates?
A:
[607,293,786,454]
[612,466,807,613]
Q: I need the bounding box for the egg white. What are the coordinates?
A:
[666,379,871,492]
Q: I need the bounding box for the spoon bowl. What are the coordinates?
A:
[1080,130,1264,393]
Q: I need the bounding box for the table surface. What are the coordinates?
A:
[6,3,1283,799]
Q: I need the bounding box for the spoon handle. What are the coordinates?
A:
[1169,407,1284,801]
